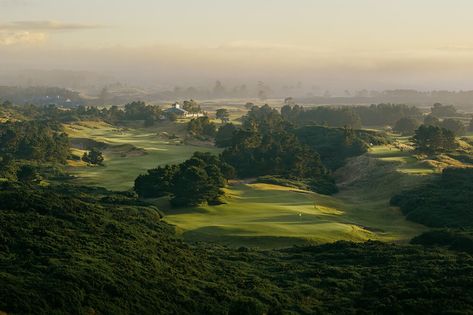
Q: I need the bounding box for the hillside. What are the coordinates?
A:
[2,182,473,314]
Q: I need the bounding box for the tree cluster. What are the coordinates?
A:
[391,167,473,228]
[221,129,327,179]
[431,103,458,117]
[82,148,105,165]
[134,152,234,207]
[281,104,362,129]
[413,125,457,154]
[352,103,422,126]
[187,116,217,138]
[0,120,70,163]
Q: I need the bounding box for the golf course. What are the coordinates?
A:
[66,120,434,248]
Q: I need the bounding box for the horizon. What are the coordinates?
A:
[2,0,473,91]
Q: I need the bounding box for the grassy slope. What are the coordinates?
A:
[164,143,432,248]
[65,121,221,190]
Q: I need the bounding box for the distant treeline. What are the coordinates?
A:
[297,89,473,109]
[0,86,84,107]
[0,101,168,126]
[281,103,423,128]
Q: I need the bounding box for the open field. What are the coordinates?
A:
[65,121,221,190]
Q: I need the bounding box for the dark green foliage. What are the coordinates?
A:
[0,120,70,163]
[216,108,230,123]
[441,118,466,136]
[0,101,164,125]
[393,117,421,135]
[187,116,217,138]
[424,114,441,126]
[221,130,327,179]
[352,103,422,126]
[134,164,179,198]
[123,101,162,122]
[2,185,473,315]
[294,125,389,170]
[171,164,222,207]
[281,105,362,128]
[412,229,473,254]
[134,152,233,206]
[81,148,104,165]
[16,164,39,183]
[215,123,239,147]
[391,168,473,228]
[243,104,287,133]
[413,125,457,154]
[431,103,458,117]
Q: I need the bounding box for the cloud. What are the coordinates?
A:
[0,31,46,45]
[0,20,103,31]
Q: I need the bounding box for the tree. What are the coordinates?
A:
[215,108,230,124]
[215,123,238,147]
[431,103,457,117]
[441,118,466,136]
[134,152,232,206]
[393,117,421,135]
[82,148,104,165]
[16,165,38,183]
[244,102,255,110]
[424,115,440,126]
[182,100,201,115]
[134,165,178,198]
[413,125,456,154]
[187,117,216,138]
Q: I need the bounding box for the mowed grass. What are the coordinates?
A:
[65,121,221,190]
[164,142,432,248]
[67,121,431,247]
[163,179,427,248]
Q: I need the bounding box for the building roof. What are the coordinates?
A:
[164,107,188,115]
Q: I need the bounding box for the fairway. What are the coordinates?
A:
[163,143,432,248]
[65,121,221,190]
[163,180,426,248]
[67,122,432,247]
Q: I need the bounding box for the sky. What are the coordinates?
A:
[2,0,473,91]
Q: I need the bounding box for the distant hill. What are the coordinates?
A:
[0,86,85,107]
